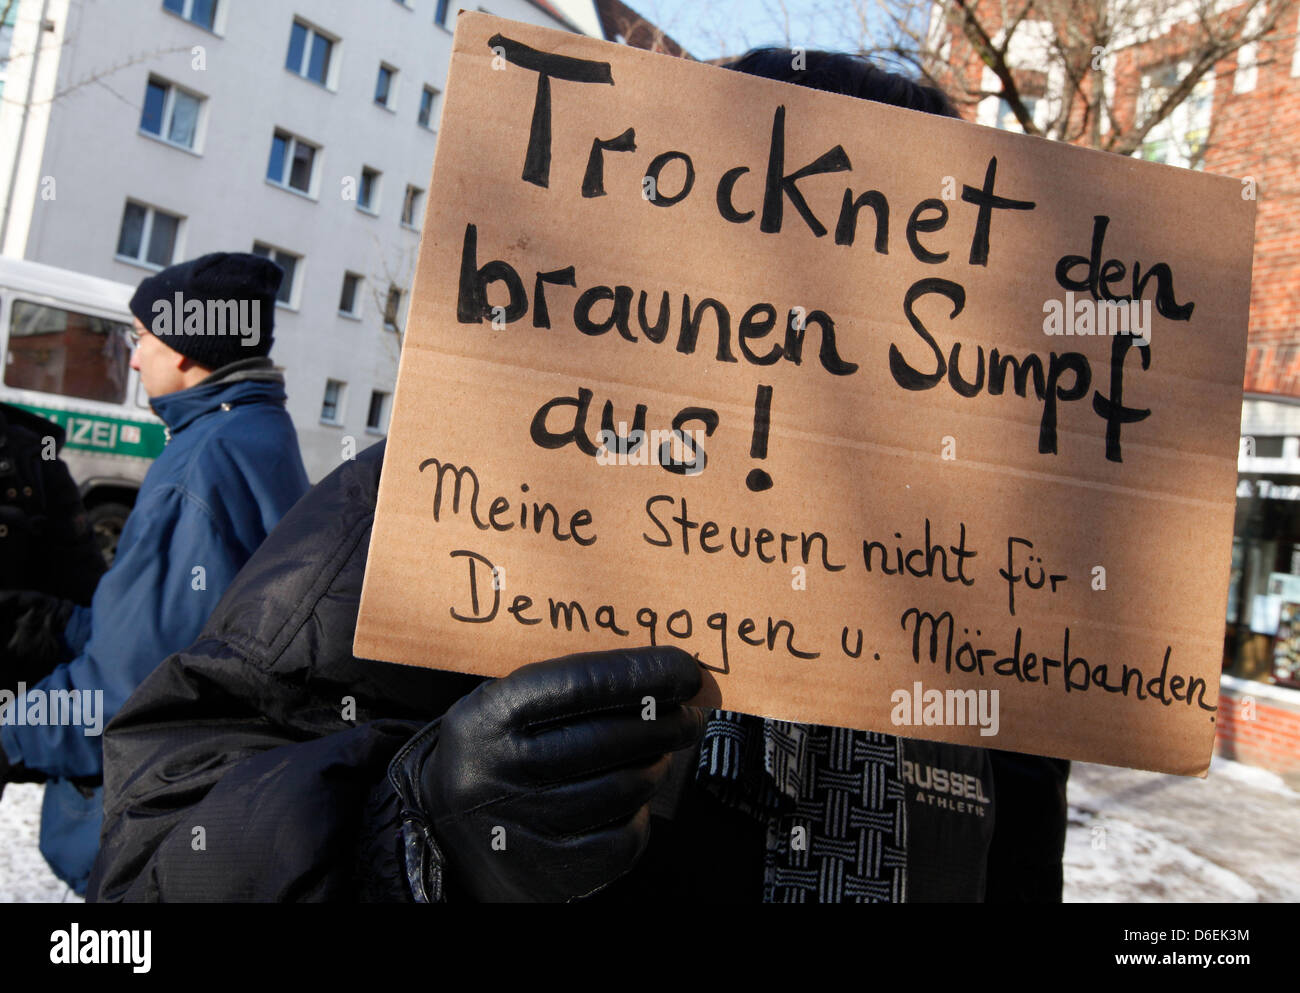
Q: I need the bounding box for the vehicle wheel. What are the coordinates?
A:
[87,502,132,566]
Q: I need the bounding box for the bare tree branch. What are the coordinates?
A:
[2,0,193,109]
[830,0,1299,165]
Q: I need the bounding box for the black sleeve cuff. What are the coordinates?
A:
[387,718,448,904]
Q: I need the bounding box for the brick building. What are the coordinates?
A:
[932,0,1300,776]
[591,0,690,56]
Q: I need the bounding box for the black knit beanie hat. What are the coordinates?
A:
[129,252,283,368]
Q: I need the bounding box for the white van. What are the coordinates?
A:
[0,257,162,560]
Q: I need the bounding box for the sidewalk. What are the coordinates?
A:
[2,756,1297,902]
[1064,756,1300,902]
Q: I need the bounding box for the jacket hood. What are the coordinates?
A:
[149,366,287,435]
[0,401,68,449]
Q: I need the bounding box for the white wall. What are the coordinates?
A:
[548,0,604,37]
[2,0,590,479]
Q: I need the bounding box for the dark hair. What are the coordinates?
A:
[724,48,960,120]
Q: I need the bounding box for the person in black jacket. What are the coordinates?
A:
[89,53,1069,903]
[89,441,1065,903]
[0,403,105,698]
[0,403,106,804]
[0,402,105,607]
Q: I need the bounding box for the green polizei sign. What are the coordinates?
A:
[13,403,166,460]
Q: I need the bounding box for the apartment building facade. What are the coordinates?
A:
[0,0,595,479]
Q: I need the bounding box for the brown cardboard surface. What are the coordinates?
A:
[354,12,1257,775]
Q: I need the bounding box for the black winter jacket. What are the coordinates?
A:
[89,441,1067,902]
[0,403,105,603]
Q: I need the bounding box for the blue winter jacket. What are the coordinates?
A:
[0,364,309,892]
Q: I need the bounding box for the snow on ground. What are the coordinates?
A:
[1065,809,1260,902]
[0,784,80,903]
[1064,759,1300,903]
[1208,753,1296,796]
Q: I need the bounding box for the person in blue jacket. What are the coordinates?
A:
[0,252,309,893]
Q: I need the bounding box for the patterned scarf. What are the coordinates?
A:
[696,711,907,903]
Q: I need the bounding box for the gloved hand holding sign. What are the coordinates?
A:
[408,646,705,902]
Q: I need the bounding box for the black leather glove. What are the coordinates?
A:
[412,646,705,902]
[0,590,75,692]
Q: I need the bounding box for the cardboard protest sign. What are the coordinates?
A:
[355,11,1257,775]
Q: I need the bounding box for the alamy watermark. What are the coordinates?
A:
[1043,291,1151,346]
[890,679,999,737]
[149,293,265,348]
[0,683,104,736]
[594,425,707,472]
[50,925,151,973]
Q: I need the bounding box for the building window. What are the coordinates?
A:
[993,96,1040,134]
[1235,4,1267,94]
[321,379,346,424]
[358,167,381,213]
[4,300,131,404]
[251,241,300,306]
[163,0,218,32]
[266,129,318,195]
[116,201,181,268]
[435,0,451,27]
[375,64,397,108]
[339,272,362,316]
[1138,63,1213,171]
[418,85,440,128]
[1221,400,1300,702]
[401,185,424,228]
[1252,436,1288,459]
[140,76,203,150]
[286,18,334,87]
[1292,7,1300,77]
[366,390,390,432]
[987,66,1046,135]
[384,285,403,330]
